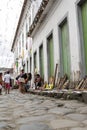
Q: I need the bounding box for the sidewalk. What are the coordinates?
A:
[28,88,87,104]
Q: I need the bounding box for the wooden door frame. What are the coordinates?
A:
[47,32,54,79]
[58,16,71,78]
[77,0,87,76]
[39,43,44,78]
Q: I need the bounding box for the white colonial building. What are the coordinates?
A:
[12,0,87,82]
[11,0,42,78]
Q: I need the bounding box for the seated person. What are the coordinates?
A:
[24,73,32,92]
[34,74,43,89]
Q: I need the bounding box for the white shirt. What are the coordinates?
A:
[4,74,11,83]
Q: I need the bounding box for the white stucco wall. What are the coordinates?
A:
[31,0,81,81]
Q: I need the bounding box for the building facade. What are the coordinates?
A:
[11,0,42,78]
[28,0,87,82]
[12,0,87,82]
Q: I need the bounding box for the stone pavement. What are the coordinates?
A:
[0,89,87,130]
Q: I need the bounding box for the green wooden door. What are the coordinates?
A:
[47,34,54,77]
[34,52,37,72]
[30,57,32,73]
[81,1,87,73]
[61,21,70,77]
[39,45,44,78]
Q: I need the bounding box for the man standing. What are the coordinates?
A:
[4,71,11,94]
[16,69,27,93]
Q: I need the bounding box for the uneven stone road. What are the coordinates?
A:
[0,89,87,130]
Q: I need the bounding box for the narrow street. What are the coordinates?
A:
[0,89,87,130]
[0,0,87,129]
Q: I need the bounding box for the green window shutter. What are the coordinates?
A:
[61,20,70,78]
[50,38,54,75]
[39,45,44,78]
[47,34,54,78]
[30,57,32,73]
[81,1,87,72]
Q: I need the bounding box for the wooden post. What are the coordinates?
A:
[53,63,58,87]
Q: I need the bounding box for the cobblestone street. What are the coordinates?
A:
[0,89,87,130]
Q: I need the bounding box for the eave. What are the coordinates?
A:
[28,0,53,37]
[11,0,27,52]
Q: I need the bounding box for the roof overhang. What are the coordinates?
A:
[11,0,28,52]
[28,0,55,37]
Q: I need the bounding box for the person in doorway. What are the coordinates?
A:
[4,71,11,94]
[0,72,3,95]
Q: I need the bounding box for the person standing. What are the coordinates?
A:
[4,71,11,94]
[16,69,27,93]
[16,69,25,85]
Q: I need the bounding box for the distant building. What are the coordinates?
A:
[12,0,87,81]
